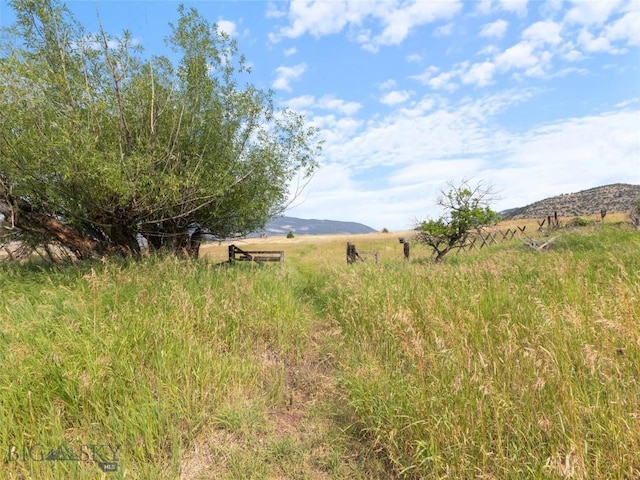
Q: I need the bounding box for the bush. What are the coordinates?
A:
[286,231,295,239]
[568,217,595,227]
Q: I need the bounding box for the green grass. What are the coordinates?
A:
[322,226,640,478]
[0,225,638,478]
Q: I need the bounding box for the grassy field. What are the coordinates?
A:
[0,220,638,479]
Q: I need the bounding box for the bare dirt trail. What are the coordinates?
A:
[179,263,392,479]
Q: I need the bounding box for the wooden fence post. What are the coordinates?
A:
[346,242,358,264]
[403,242,410,260]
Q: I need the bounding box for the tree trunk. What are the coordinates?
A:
[0,197,104,260]
[188,227,204,258]
[108,224,141,257]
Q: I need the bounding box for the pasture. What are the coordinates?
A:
[0,220,638,479]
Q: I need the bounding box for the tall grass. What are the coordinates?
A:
[320,226,640,478]
[0,224,638,478]
[0,257,309,478]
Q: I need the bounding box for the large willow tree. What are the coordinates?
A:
[0,0,320,259]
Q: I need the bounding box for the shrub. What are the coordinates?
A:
[568,217,595,227]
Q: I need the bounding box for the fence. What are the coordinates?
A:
[228,244,284,265]
[458,226,528,252]
[346,242,378,264]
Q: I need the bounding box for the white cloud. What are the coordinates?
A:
[488,109,640,211]
[495,41,538,71]
[269,0,352,42]
[389,158,485,187]
[477,0,528,17]
[284,47,297,57]
[410,65,440,84]
[269,0,462,51]
[286,95,317,114]
[478,44,500,56]
[462,61,496,86]
[540,0,563,16]
[310,115,362,138]
[413,60,498,90]
[316,95,362,115]
[380,90,412,106]
[412,66,463,91]
[287,94,362,116]
[378,79,397,90]
[561,49,583,62]
[288,96,640,230]
[272,63,307,91]
[435,23,454,37]
[498,0,528,17]
[604,10,640,47]
[422,3,635,87]
[480,19,509,39]
[429,70,460,91]
[366,1,462,51]
[267,0,639,230]
[216,19,237,37]
[577,29,621,54]
[266,2,288,19]
[522,20,562,45]
[564,0,623,27]
[476,0,494,16]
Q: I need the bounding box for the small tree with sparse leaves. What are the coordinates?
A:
[415,180,499,263]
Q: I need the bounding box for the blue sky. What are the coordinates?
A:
[1,1,638,231]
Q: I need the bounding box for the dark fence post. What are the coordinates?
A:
[347,242,358,264]
[228,245,235,263]
[403,242,410,260]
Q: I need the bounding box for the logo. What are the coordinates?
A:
[5,443,120,472]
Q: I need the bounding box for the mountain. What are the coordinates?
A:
[501,183,640,220]
[252,216,378,236]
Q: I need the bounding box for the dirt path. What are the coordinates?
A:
[180,276,391,479]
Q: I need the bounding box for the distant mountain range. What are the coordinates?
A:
[501,183,640,220]
[245,184,639,237]
[252,216,378,236]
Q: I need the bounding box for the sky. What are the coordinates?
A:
[1,0,638,231]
